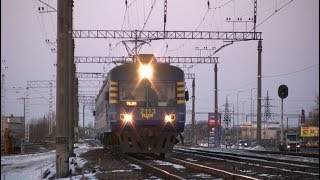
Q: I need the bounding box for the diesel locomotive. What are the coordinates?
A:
[94,54,188,155]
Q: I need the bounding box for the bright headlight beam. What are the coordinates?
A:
[164,114,175,123]
[124,114,133,123]
[139,64,152,79]
[165,115,172,122]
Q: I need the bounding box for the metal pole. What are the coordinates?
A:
[83,105,85,128]
[75,78,79,142]
[1,73,5,141]
[242,101,246,138]
[56,0,70,177]
[232,105,235,142]
[250,88,256,140]
[214,61,220,147]
[236,91,243,141]
[252,99,255,139]
[49,83,53,135]
[237,92,239,142]
[23,97,26,131]
[25,87,29,142]
[253,0,257,39]
[257,40,262,141]
[191,78,195,145]
[68,24,74,156]
[280,98,284,143]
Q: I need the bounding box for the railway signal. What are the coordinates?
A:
[278,84,289,149]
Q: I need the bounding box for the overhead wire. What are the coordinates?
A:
[31,0,56,65]
[168,7,210,52]
[120,0,128,30]
[31,0,48,40]
[250,0,294,31]
[142,0,157,31]
[263,64,319,78]
[48,0,56,35]
[136,0,140,30]
[168,0,233,53]
[218,64,319,92]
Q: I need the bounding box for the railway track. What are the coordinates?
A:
[172,147,319,179]
[120,152,258,179]
[247,149,319,158]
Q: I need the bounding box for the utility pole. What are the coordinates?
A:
[262,91,275,139]
[1,60,8,141]
[223,96,231,148]
[191,78,195,145]
[236,91,244,141]
[250,88,256,140]
[214,59,220,147]
[256,40,262,141]
[232,105,235,141]
[163,0,167,32]
[56,0,72,177]
[17,97,27,131]
[74,78,79,142]
[83,105,85,128]
[49,82,53,135]
[67,1,75,156]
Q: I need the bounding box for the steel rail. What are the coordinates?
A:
[166,156,258,180]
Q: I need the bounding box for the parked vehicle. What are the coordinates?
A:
[278,131,300,151]
[237,139,250,147]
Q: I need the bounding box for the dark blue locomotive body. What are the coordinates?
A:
[95,54,188,154]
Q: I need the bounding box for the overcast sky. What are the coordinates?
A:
[1,0,319,127]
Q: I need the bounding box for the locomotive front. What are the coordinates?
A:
[106,54,188,154]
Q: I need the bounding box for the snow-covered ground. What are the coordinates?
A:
[1,139,103,180]
[2,140,318,180]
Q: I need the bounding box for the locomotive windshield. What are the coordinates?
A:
[119,81,175,107]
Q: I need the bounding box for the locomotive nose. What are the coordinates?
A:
[142,128,154,137]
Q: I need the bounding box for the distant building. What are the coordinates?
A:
[239,120,280,139]
[1,115,25,142]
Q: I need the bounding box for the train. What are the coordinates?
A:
[94,54,189,156]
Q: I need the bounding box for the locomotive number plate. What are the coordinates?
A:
[140,108,156,119]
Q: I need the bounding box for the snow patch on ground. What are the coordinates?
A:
[129,163,142,170]
[153,160,186,170]
[247,145,267,151]
[185,158,198,162]
[1,139,102,180]
[193,173,212,177]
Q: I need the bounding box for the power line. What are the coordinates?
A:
[253,0,294,31]
[142,0,157,31]
[263,64,319,78]
[168,5,211,52]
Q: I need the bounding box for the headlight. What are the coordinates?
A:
[286,145,290,149]
[297,145,300,148]
[244,143,248,146]
[139,64,152,79]
[120,114,133,123]
[164,114,175,123]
